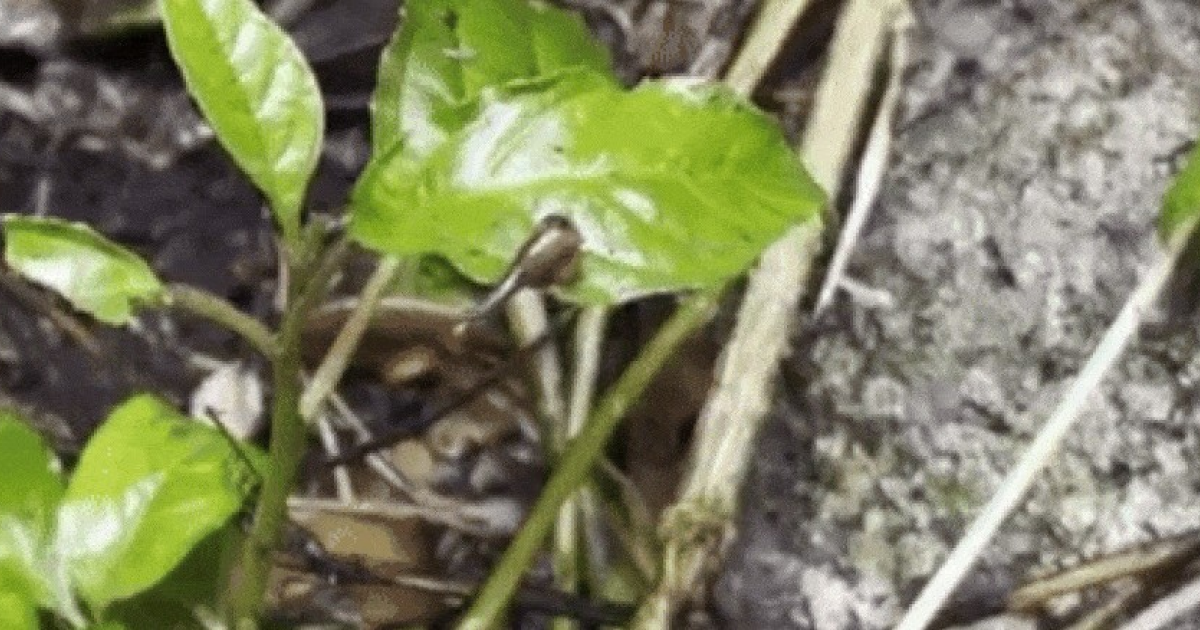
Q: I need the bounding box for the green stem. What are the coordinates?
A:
[226,296,306,626]
[295,234,351,305]
[225,236,345,626]
[165,284,276,358]
[457,292,718,630]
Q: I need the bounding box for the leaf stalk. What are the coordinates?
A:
[165,284,276,358]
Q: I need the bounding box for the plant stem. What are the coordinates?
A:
[632,222,824,629]
[225,236,345,626]
[166,284,275,358]
[226,293,306,626]
[457,292,718,630]
[299,255,401,420]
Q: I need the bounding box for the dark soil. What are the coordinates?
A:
[0,0,394,452]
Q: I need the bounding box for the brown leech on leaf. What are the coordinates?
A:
[459,215,583,330]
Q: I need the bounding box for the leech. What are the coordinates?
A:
[457,215,583,333]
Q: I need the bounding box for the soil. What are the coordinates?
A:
[3,0,1200,629]
[716,1,1200,628]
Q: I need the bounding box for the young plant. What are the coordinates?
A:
[0,0,824,627]
[0,396,262,628]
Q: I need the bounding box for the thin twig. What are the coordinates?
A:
[813,22,909,315]
[1068,581,1148,630]
[723,0,820,97]
[566,307,608,439]
[0,268,102,355]
[201,407,265,495]
[314,413,355,502]
[552,306,608,629]
[895,224,1197,630]
[300,255,401,420]
[323,386,419,498]
[1009,534,1200,611]
[1120,572,1200,630]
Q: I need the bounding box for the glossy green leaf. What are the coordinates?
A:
[352,74,825,304]
[0,412,63,531]
[0,516,82,627]
[55,395,258,609]
[370,0,613,160]
[1161,142,1200,240]
[0,410,66,617]
[0,520,44,612]
[160,0,324,246]
[3,216,163,326]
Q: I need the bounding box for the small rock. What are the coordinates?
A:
[189,361,263,440]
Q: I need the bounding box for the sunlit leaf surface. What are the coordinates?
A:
[370,0,613,160]
[3,216,163,325]
[0,591,36,630]
[56,395,259,609]
[353,74,825,303]
[160,0,324,246]
[0,412,63,530]
[0,413,81,624]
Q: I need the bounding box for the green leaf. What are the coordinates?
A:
[0,412,63,532]
[370,0,613,160]
[0,410,66,616]
[159,0,323,246]
[105,527,234,630]
[1161,142,1200,240]
[0,520,45,611]
[3,216,164,326]
[351,74,825,304]
[0,590,36,630]
[0,516,83,627]
[55,395,258,610]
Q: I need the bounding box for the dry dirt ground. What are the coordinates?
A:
[716,1,1200,628]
